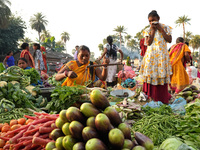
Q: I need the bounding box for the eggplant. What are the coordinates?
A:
[182,87,192,92]
[134,132,154,150]
[192,90,200,94]
[189,85,198,90]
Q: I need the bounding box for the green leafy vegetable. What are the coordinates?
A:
[24,68,40,84]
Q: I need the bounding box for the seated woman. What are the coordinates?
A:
[18,58,32,70]
[55,45,109,87]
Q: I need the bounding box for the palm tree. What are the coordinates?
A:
[0,0,11,28]
[185,31,193,43]
[127,39,137,52]
[175,15,191,39]
[21,37,32,43]
[189,35,200,57]
[30,12,48,42]
[40,30,51,42]
[113,25,127,48]
[61,31,70,52]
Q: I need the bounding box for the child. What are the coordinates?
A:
[18,58,31,70]
[139,10,172,104]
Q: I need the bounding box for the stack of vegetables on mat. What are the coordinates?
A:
[47,73,64,87]
[0,66,47,121]
[45,85,87,113]
[0,112,58,150]
[176,85,200,103]
[45,89,154,150]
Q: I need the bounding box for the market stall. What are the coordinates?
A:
[0,64,199,149]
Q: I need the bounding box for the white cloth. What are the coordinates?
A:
[186,66,197,79]
[35,49,45,71]
[106,58,117,82]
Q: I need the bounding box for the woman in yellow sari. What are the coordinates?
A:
[55,45,109,86]
[169,37,191,93]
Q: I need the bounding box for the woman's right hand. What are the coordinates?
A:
[67,71,78,78]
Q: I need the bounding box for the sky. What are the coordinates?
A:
[10,0,200,58]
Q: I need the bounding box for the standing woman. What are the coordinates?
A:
[20,43,35,68]
[99,36,123,87]
[33,43,45,73]
[140,10,172,104]
[3,51,15,68]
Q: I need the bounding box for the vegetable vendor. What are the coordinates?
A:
[18,58,32,70]
[55,45,109,87]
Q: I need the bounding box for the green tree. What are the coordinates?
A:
[61,31,70,52]
[98,43,104,51]
[90,52,95,61]
[72,49,76,55]
[113,25,127,48]
[175,15,191,39]
[20,37,32,44]
[189,35,200,57]
[40,30,51,42]
[125,34,132,43]
[127,39,137,51]
[0,0,11,29]
[185,31,193,43]
[30,12,48,42]
[55,41,65,52]
[0,15,26,55]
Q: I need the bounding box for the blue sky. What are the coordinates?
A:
[10,0,200,57]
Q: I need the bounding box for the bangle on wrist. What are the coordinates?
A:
[64,70,68,77]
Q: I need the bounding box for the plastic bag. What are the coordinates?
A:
[143,101,164,108]
[169,97,186,115]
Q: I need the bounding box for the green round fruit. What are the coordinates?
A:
[45,141,56,150]
[55,117,65,129]
[62,135,77,150]
[62,122,71,135]
[85,138,107,150]
[59,110,68,122]
[108,128,124,148]
[55,136,65,150]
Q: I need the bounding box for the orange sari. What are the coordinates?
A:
[169,43,191,93]
[20,50,35,68]
[62,60,96,87]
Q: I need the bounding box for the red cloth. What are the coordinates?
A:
[198,71,200,78]
[41,46,47,73]
[143,83,171,104]
[140,38,147,57]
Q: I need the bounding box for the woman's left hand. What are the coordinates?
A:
[103,56,109,65]
[156,24,163,32]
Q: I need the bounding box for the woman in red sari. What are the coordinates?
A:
[40,46,48,73]
[20,43,35,68]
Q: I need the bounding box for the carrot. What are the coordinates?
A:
[23,127,40,136]
[18,136,33,141]
[23,143,33,150]
[26,125,35,131]
[13,142,24,150]
[4,118,50,137]
[23,140,32,146]
[32,137,52,146]
[3,144,11,149]
[9,129,25,144]
[34,112,49,116]
[0,136,9,141]
[42,120,54,127]
[25,119,34,125]
[24,115,38,120]
[39,127,54,134]
[33,131,40,137]
[38,133,49,139]
[45,115,58,120]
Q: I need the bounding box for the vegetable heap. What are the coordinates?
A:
[23,68,40,85]
[46,85,86,113]
[175,99,200,149]
[0,112,58,149]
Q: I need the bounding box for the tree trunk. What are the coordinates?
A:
[120,33,122,49]
[38,32,40,43]
[183,23,185,40]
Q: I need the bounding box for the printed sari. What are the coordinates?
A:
[41,46,47,73]
[169,43,191,93]
[62,60,96,87]
[20,50,35,68]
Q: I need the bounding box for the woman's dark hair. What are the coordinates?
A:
[148,10,160,19]
[176,37,184,43]
[107,36,113,44]
[17,57,28,64]
[33,43,41,58]
[77,45,90,55]
[185,41,189,46]
[7,51,12,56]
[21,43,29,49]
[106,36,117,60]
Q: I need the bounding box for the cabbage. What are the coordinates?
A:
[159,138,182,150]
